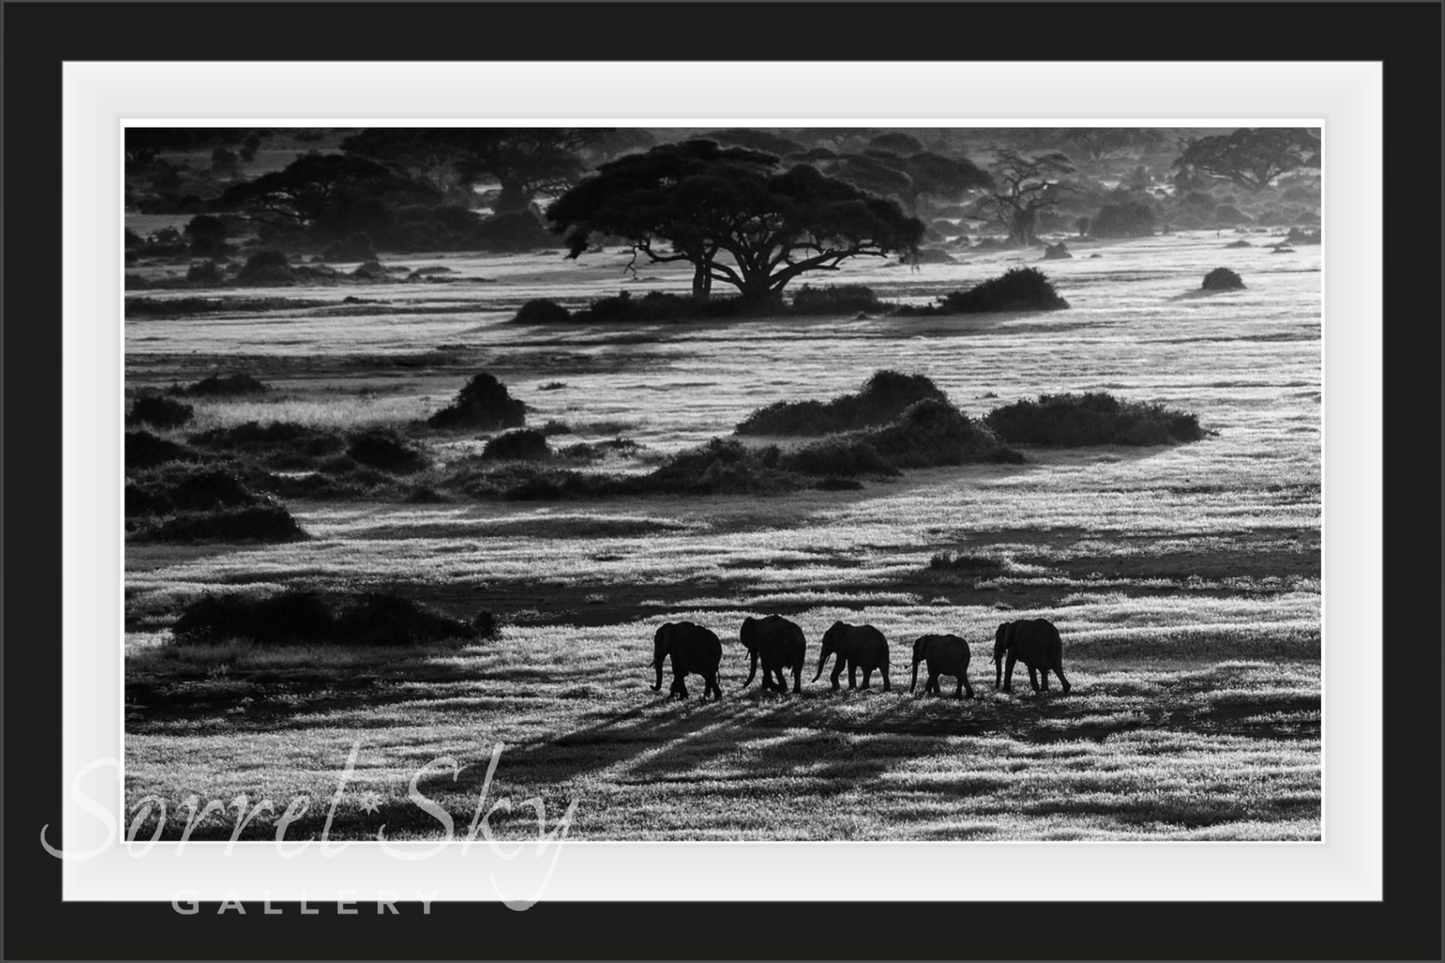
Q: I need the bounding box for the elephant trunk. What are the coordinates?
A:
[651,659,664,693]
[910,657,920,692]
[994,655,1002,690]
[740,650,758,689]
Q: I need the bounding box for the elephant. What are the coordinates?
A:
[993,618,1071,694]
[739,615,807,695]
[909,634,974,699]
[650,621,723,701]
[813,621,891,691]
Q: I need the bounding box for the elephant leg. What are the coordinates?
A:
[1027,666,1040,692]
[792,664,802,694]
[848,662,858,690]
[861,668,872,689]
[1040,668,1050,692]
[1054,665,1072,694]
[953,677,963,699]
[927,671,940,696]
[1003,654,1017,692]
[830,662,843,692]
[962,673,974,699]
[882,665,890,692]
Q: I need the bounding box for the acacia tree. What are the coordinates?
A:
[980,149,1076,246]
[1172,128,1321,192]
[547,140,924,304]
[819,147,990,217]
[219,154,423,234]
[342,128,600,214]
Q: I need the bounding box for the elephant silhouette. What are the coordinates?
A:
[651,621,723,701]
[814,621,891,691]
[993,618,1071,694]
[909,634,973,699]
[739,614,807,694]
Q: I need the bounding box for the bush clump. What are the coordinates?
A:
[736,370,948,436]
[128,394,194,429]
[788,284,887,316]
[1201,268,1245,292]
[857,399,1024,467]
[928,552,1008,577]
[512,298,572,324]
[1090,203,1155,238]
[188,421,348,467]
[984,392,1207,447]
[1285,228,1321,245]
[323,232,378,262]
[427,372,527,431]
[235,250,296,286]
[346,429,428,474]
[897,268,1069,316]
[176,372,269,396]
[1042,242,1072,260]
[171,590,478,647]
[186,261,224,285]
[482,428,552,462]
[127,430,193,470]
[145,503,308,543]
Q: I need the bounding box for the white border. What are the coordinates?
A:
[62,61,1381,902]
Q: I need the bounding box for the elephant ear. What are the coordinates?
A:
[655,623,673,653]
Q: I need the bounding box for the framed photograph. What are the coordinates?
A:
[5,3,1439,961]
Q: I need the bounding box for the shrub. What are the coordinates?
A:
[189,421,347,465]
[128,394,194,429]
[898,268,1069,316]
[333,593,478,647]
[789,284,887,316]
[473,211,553,252]
[573,290,741,323]
[126,430,192,470]
[1211,205,1251,227]
[145,503,308,543]
[176,372,269,396]
[984,392,1207,446]
[172,590,334,644]
[736,370,949,436]
[1286,227,1321,245]
[166,470,259,511]
[482,428,552,462]
[236,250,296,285]
[186,260,224,285]
[1201,268,1245,292]
[346,429,428,474]
[1042,242,1072,260]
[512,299,572,324]
[427,372,527,431]
[1091,203,1155,238]
[859,399,1023,467]
[1224,239,1252,249]
[928,552,1007,577]
[640,438,801,496]
[403,485,449,504]
[778,437,899,478]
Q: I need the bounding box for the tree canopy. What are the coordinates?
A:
[980,149,1076,246]
[219,153,426,234]
[547,140,925,304]
[1172,128,1321,192]
[341,128,602,214]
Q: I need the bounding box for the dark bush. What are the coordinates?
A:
[172,590,335,645]
[473,211,554,252]
[427,372,527,431]
[860,399,1023,467]
[403,485,449,504]
[127,430,192,470]
[736,370,949,436]
[1286,228,1321,245]
[177,372,269,396]
[483,428,552,462]
[333,593,478,647]
[928,552,1007,577]
[473,610,498,639]
[984,392,1207,447]
[640,438,801,496]
[503,475,565,500]
[167,470,259,511]
[512,299,572,324]
[186,260,224,285]
[128,394,194,429]
[1211,205,1251,227]
[1201,268,1245,292]
[1224,239,1252,249]
[1091,203,1155,238]
[1042,242,1072,260]
[346,429,428,474]
[897,268,1069,316]
[779,437,899,478]
[573,290,742,324]
[236,250,296,285]
[189,421,347,464]
[789,284,887,316]
[146,503,308,543]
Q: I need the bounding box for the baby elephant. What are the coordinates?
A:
[993,618,1071,694]
[909,634,973,699]
[651,621,723,701]
[814,621,891,691]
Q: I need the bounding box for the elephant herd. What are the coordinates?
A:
[649,615,1072,702]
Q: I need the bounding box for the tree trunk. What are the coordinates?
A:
[691,262,712,302]
[1010,207,1038,246]
[492,181,532,216]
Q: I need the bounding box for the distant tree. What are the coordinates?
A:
[211,147,240,176]
[1075,216,1090,237]
[1091,202,1155,238]
[981,149,1076,245]
[125,128,261,173]
[1172,128,1321,192]
[547,140,924,304]
[238,132,264,162]
[826,149,990,217]
[1063,128,1134,161]
[868,132,927,155]
[219,154,424,234]
[342,128,599,214]
[702,128,807,157]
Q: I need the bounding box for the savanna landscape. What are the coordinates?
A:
[123,126,1322,841]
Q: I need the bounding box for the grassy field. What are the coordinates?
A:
[124,230,1321,840]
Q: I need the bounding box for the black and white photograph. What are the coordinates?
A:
[121,123,1325,843]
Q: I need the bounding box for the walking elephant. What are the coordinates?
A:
[739,615,807,695]
[909,634,974,699]
[650,621,723,701]
[814,621,891,691]
[993,618,1071,694]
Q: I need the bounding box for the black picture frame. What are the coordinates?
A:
[4,3,1439,960]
